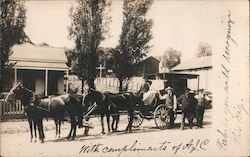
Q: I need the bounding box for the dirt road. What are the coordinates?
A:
[0,109,212,157]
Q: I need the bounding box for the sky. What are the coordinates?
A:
[24,0,247,61]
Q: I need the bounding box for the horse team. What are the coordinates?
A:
[4,82,147,143]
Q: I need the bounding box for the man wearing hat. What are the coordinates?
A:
[195,90,207,128]
[159,86,177,129]
[178,87,193,130]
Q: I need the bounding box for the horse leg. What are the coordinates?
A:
[58,120,61,138]
[54,119,58,138]
[111,116,115,132]
[67,125,73,140]
[72,122,77,140]
[67,115,75,140]
[126,110,134,133]
[28,117,33,142]
[100,113,105,134]
[106,113,111,134]
[115,113,120,132]
[37,119,45,143]
[33,120,37,142]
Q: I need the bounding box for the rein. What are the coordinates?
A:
[16,85,52,112]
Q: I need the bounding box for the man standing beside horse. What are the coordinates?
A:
[195,90,207,128]
[178,87,197,130]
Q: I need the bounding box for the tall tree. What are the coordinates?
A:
[109,0,153,91]
[0,0,28,92]
[195,42,212,57]
[68,0,111,90]
[159,48,181,72]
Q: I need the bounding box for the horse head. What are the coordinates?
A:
[5,82,23,103]
[5,81,34,106]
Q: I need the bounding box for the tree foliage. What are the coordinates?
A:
[108,0,153,91]
[0,0,28,91]
[195,42,212,58]
[97,47,113,67]
[68,0,111,89]
[159,48,181,71]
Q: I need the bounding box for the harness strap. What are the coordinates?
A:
[84,103,97,118]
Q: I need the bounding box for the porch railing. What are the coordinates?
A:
[0,99,25,120]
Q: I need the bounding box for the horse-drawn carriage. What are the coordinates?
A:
[4,72,199,143]
[127,73,199,129]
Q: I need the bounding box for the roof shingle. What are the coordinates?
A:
[10,43,67,63]
[9,43,68,70]
[172,56,212,71]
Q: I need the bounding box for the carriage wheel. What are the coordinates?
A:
[154,104,171,128]
[132,112,143,128]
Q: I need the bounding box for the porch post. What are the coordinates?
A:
[66,70,69,93]
[45,69,48,96]
[14,68,17,84]
[197,75,200,91]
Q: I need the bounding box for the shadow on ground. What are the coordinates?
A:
[47,121,212,143]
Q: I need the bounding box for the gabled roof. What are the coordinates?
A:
[172,56,212,71]
[9,43,68,70]
[10,43,68,63]
[143,56,159,63]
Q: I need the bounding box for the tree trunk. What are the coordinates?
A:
[119,78,123,92]
[87,78,95,90]
[81,79,84,94]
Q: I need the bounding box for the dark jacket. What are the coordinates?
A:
[189,96,198,113]
[178,94,197,112]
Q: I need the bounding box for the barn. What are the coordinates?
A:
[135,56,160,76]
[172,56,212,92]
[8,43,69,96]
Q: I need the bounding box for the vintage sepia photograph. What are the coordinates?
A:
[0,0,249,157]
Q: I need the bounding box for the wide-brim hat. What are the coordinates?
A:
[189,90,195,94]
[165,87,173,91]
[203,91,210,95]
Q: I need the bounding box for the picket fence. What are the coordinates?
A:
[0,99,24,120]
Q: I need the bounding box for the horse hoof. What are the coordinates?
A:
[126,130,132,133]
[84,133,88,136]
[106,132,110,135]
[40,140,44,143]
[101,132,105,135]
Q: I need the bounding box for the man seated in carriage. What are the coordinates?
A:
[159,87,177,129]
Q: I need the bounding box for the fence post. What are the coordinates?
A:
[0,100,2,117]
[6,102,9,116]
[2,101,5,117]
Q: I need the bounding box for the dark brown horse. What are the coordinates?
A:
[83,89,111,134]
[5,82,85,142]
[5,82,48,142]
[84,89,145,133]
[39,96,65,138]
